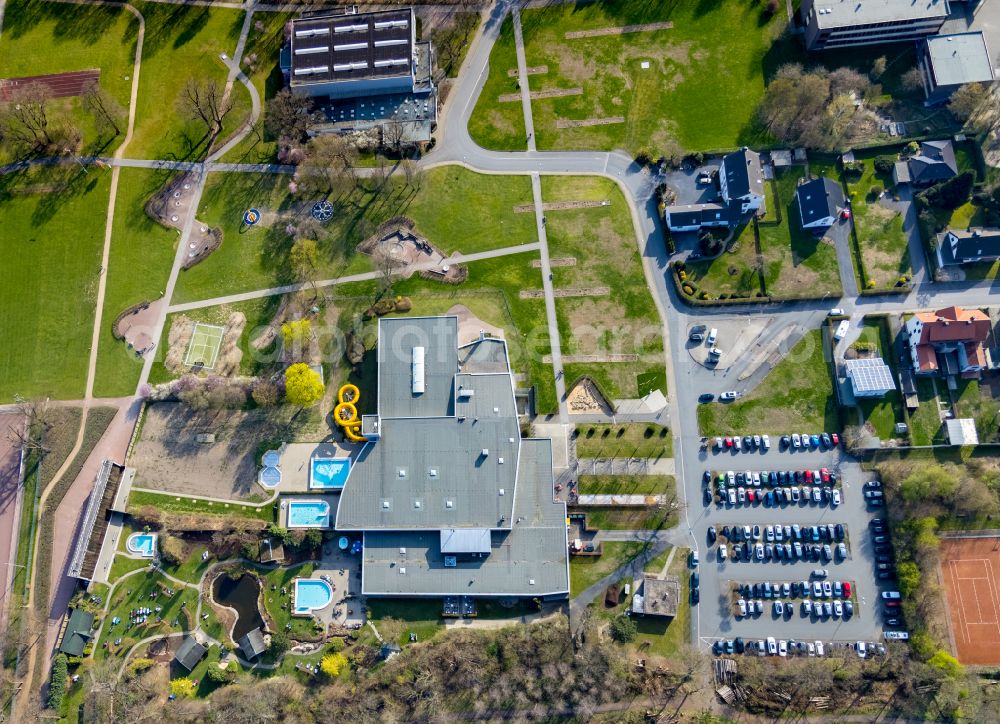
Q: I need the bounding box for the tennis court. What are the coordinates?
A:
[184,323,225,369]
[940,536,1000,665]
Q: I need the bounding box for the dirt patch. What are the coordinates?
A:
[556,117,624,129]
[564,22,673,39]
[507,65,548,77]
[115,298,165,356]
[499,87,583,103]
[513,200,610,213]
[446,304,505,346]
[146,173,220,269]
[519,287,610,299]
[532,257,576,268]
[566,378,614,416]
[940,536,1000,665]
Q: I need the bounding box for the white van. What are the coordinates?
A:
[707,328,718,346]
[834,319,849,341]
[766,637,777,655]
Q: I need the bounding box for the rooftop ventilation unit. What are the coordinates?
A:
[295,46,328,55]
[481,448,489,457]
[294,66,330,76]
[333,61,368,72]
[334,42,369,52]
[373,58,410,68]
[444,556,457,567]
[445,500,454,509]
[295,27,331,38]
[458,387,474,398]
[399,567,406,575]
[374,20,409,30]
[374,39,408,48]
[412,346,425,394]
[399,547,406,554]
[335,23,368,33]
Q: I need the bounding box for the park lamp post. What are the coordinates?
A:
[63,147,88,174]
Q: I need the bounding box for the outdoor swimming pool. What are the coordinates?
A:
[286,499,330,528]
[126,533,157,558]
[310,457,351,490]
[258,449,283,489]
[293,579,333,615]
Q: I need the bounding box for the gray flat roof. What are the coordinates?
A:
[810,0,948,28]
[377,316,459,419]
[361,439,569,597]
[290,8,414,87]
[926,32,995,87]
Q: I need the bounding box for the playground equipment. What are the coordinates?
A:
[334,384,366,442]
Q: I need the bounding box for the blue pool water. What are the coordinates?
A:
[287,500,330,528]
[127,533,157,558]
[262,450,281,467]
[258,466,281,487]
[310,458,351,489]
[294,579,333,615]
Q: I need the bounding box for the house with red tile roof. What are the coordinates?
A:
[905,306,992,378]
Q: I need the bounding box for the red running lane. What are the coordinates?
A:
[0,69,100,101]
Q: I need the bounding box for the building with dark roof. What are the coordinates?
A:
[801,0,949,51]
[919,32,996,104]
[796,176,845,230]
[334,317,570,599]
[58,608,95,657]
[174,636,207,672]
[893,140,958,186]
[938,227,1000,266]
[280,7,436,142]
[237,628,268,660]
[664,148,764,232]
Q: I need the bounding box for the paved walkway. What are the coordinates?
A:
[574,457,675,476]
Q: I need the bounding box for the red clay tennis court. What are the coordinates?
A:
[0,69,100,101]
[941,536,1000,665]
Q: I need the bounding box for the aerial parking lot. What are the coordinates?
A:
[688,428,897,653]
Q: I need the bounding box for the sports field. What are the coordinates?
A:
[940,536,1000,665]
[185,323,225,369]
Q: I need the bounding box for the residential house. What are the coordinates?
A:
[892,140,958,186]
[58,608,95,657]
[937,227,1000,266]
[801,0,949,51]
[664,148,765,232]
[280,7,437,143]
[905,305,992,378]
[796,176,845,230]
[919,32,995,104]
[845,358,896,398]
[174,636,207,672]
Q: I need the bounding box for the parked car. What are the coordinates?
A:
[699,393,714,403]
[832,489,842,507]
[792,433,801,448]
[689,324,707,341]
[829,308,845,316]
[720,391,738,401]
[707,328,718,345]
[778,640,788,657]
[762,434,771,450]
[718,545,727,561]
[707,526,717,544]
[812,568,829,578]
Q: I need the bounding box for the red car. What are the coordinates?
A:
[804,469,814,484]
[820,468,830,484]
[725,437,733,448]
[831,433,840,446]
[843,582,852,598]
[747,490,756,503]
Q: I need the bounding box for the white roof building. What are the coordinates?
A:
[945,418,979,446]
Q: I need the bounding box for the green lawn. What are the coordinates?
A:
[366,598,445,648]
[171,167,537,304]
[574,423,672,459]
[573,475,677,530]
[93,169,178,397]
[0,167,110,401]
[846,158,911,289]
[95,571,199,662]
[907,378,945,446]
[0,0,138,163]
[127,489,275,522]
[684,223,762,298]
[633,546,690,658]
[759,167,843,298]
[128,1,247,160]
[698,329,837,436]
[158,536,215,584]
[953,379,1000,443]
[853,319,903,440]
[542,176,664,400]
[569,541,645,597]
[467,16,527,152]
[470,0,790,154]
[108,556,151,583]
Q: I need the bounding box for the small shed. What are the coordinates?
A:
[58,608,95,657]
[632,576,679,617]
[238,628,268,660]
[946,418,979,446]
[174,635,207,672]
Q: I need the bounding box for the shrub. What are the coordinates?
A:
[682,284,695,296]
[321,652,349,677]
[843,161,864,179]
[928,650,964,678]
[609,615,637,643]
[160,535,185,566]
[47,654,68,709]
[128,657,155,676]
[206,662,234,684]
[170,677,196,698]
[284,363,324,407]
[270,631,290,655]
[873,157,896,175]
[327,637,346,653]
[869,185,883,199]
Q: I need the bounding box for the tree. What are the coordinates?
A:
[251,379,280,407]
[284,363,324,407]
[901,67,925,93]
[296,134,358,196]
[871,56,887,81]
[928,650,964,678]
[82,83,124,137]
[205,662,234,684]
[263,88,315,144]
[0,85,62,153]
[48,653,68,709]
[290,236,321,295]
[6,397,52,453]
[382,120,405,154]
[269,630,290,655]
[401,157,422,190]
[320,652,349,677]
[897,560,922,597]
[948,83,989,122]
[372,247,399,299]
[170,677,197,698]
[281,319,312,357]
[178,78,234,140]
[609,614,637,643]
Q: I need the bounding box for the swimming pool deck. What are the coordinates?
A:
[263,442,360,493]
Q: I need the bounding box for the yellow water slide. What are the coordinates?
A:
[334,384,366,442]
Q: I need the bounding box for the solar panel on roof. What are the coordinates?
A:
[296,28,330,38]
[294,46,328,55]
[374,39,408,47]
[335,24,368,33]
[334,42,368,51]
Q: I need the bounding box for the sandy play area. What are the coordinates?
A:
[566,378,613,416]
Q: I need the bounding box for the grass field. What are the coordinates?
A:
[846,158,911,289]
[93,169,178,397]
[684,223,762,298]
[632,546,690,658]
[574,424,672,459]
[367,598,445,649]
[954,378,1000,443]
[0,167,110,401]
[128,1,247,160]
[470,0,789,154]
[542,176,664,399]
[698,329,837,436]
[853,319,903,441]
[759,167,843,298]
[907,378,945,446]
[171,167,537,304]
[127,489,275,522]
[569,541,645,597]
[0,0,139,163]
[574,474,677,530]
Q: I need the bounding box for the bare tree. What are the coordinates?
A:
[6,398,51,453]
[178,78,234,140]
[296,134,358,196]
[0,85,56,151]
[263,87,315,144]
[373,247,399,299]
[82,83,124,137]
[382,120,405,154]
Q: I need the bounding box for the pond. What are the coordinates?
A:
[213,573,265,641]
